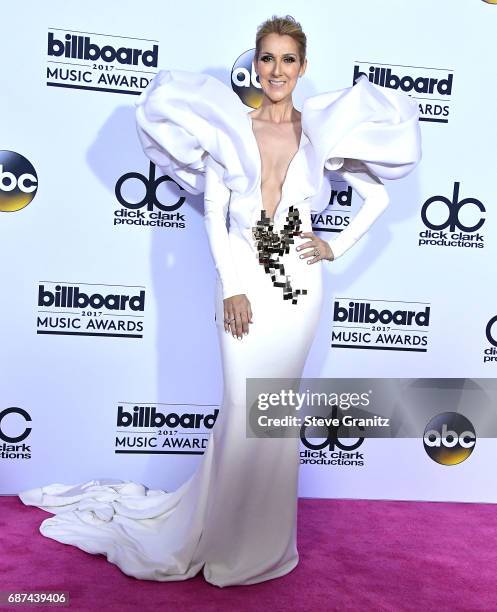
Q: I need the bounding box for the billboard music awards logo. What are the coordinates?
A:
[46,28,158,95]
[114,403,219,455]
[423,412,476,465]
[353,63,453,123]
[299,404,366,467]
[36,281,146,338]
[331,298,430,352]
[484,315,497,364]
[311,174,355,234]
[0,407,32,460]
[114,161,188,229]
[0,151,38,212]
[418,182,486,250]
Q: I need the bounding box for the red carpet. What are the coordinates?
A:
[1,496,495,611]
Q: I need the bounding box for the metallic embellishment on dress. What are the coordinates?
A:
[252,206,308,305]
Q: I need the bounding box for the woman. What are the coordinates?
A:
[18,16,421,587]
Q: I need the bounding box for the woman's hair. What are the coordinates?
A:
[255,15,307,64]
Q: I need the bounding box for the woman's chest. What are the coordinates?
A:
[228,137,318,229]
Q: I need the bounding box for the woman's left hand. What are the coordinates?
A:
[296,232,335,263]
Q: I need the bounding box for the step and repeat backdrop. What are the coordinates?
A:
[1,0,496,501]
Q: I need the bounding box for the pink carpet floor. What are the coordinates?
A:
[2,495,496,611]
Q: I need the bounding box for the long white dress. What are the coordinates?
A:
[18,70,421,587]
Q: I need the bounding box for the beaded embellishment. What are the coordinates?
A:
[252,206,308,305]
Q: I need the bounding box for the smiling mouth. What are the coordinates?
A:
[269,80,286,86]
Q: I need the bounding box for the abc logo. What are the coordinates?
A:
[421,182,485,232]
[0,407,32,443]
[423,412,475,465]
[0,151,38,212]
[231,49,262,108]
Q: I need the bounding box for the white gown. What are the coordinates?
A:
[18,70,421,587]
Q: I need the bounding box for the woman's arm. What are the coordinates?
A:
[203,163,247,300]
[325,164,390,260]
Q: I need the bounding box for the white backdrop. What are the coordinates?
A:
[1,0,496,502]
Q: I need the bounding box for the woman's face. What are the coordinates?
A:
[253,33,307,102]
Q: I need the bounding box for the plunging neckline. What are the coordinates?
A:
[247,113,304,223]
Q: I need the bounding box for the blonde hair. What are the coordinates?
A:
[255,15,307,64]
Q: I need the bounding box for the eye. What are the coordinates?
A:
[259,55,296,63]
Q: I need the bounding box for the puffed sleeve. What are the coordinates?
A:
[302,75,422,260]
[135,69,257,299]
[134,69,258,196]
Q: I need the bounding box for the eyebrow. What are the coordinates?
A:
[259,52,297,57]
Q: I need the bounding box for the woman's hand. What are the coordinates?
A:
[296,232,335,263]
[223,294,253,339]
